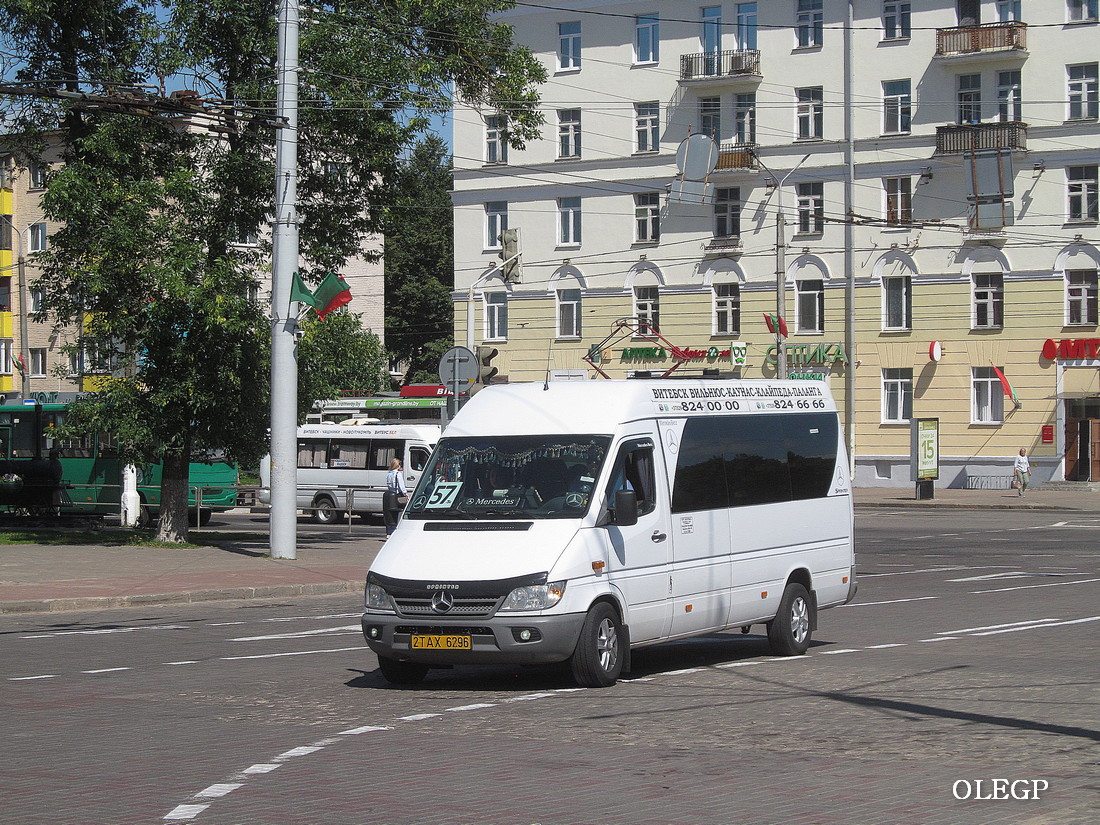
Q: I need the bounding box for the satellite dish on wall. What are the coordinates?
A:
[676,134,719,181]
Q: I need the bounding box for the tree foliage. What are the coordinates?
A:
[297,311,388,420]
[0,0,544,541]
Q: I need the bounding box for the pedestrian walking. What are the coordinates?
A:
[1013,448,1031,497]
[384,458,408,535]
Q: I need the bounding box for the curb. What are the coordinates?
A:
[0,580,362,616]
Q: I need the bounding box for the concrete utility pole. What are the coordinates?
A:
[776,154,811,379]
[269,0,300,560]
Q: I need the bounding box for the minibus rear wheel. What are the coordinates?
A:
[378,656,428,686]
[570,602,623,688]
[767,583,813,656]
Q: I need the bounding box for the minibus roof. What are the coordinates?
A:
[446,379,835,438]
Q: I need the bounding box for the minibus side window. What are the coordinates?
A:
[297,439,329,469]
[409,446,430,472]
[370,439,402,470]
[331,440,369,469]
[608,444,656,516]
[787,413,838,500]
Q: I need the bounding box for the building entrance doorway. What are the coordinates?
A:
[1064,398,1100,481]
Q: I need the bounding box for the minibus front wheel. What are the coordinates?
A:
[767,583,813,656]
[311,495,341,524]
[570,602,624,688]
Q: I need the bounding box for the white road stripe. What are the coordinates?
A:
[240,764,279,774]
[164,804,209,820]
[194,784,242,799]
[972,577,1100,594]
[220,646,363,661]
[338,725,392,735]
[23,624,188,639]
[842,596,939,607]
[398,713,440,721]
[940,618,1059,635]
[445,703,496,712]
[228,625,360,642]
[971,616,1100,636]
[8,674,56,681]
[276,746,323,759]
[82,668,131,674]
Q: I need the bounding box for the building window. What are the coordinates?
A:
[0,220,9,251]
[735,93,756,143]
[796,279,824,333]
[558,109,581,158]
[973,367,1005,424]
[996,0,1021,21]
[883,1,911,38]
[699,97,721,140]
[797,0,824,48]
[701,6,723,61]
[28,163,47,189]
[1067,269,1099,325]
[885,177,912,224]
[974,273,1004,328]
[882,368,913,423]
[1068,0,1099,23]
[1068,165,1099,222]
[714,283,740,336]
[558,21,581,70]
[736,3,758,50]
[883,275,911,330]
[714,187,741,238]
[635,286,660,334]
[485,115,508,164]
[484,291,508,340]
[635,102,660,153]
[883,79,912,134]
[0,340,11,375]
[635,13,659,63]
[797,182,824,234]
[635,193,660,243]
[31,287,44,312]
[796,87,824,140]
[557,288,582,338]
[997,71,1022,122]
[1068,64,1099,120]
[30,348,47,377]
[958,74,982,124]
[558,197,581,246]
[485,202,507,249]
[29,222,47,252]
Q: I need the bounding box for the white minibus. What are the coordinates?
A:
[259,422,440,522]
[361,379,856,687]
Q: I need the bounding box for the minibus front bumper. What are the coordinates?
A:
[360,612,588,666]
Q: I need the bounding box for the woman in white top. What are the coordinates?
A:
[385,458,407,535]
[1013,448,1031,497]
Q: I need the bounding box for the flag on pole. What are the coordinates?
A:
[763,313,789,338]
[12,352,26,376]
[991,365,1021,408]
[290,271,317,308]
[311,273,353,320]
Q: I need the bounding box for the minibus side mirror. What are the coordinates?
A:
[613,489,639,527]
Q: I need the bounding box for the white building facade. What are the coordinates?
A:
[452,1,1100,488]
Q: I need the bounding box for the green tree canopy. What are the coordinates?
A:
[297,311,388,420]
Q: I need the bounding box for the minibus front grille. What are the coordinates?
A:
[392,597,500,617]
[395,626,493,636]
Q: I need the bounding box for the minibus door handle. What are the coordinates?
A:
[651,531,666,543]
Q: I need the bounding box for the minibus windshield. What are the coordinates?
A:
[405,435,611,519]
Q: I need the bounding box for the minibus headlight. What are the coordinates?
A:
[499,581,566,612]
[365,582,393,611]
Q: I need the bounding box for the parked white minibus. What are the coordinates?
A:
[361,380,856,687]
[259,422,440,522]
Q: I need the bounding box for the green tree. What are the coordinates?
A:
[297,311,388,420]
[385,135,454,384]
[0,0,544,542]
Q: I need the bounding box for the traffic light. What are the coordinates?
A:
[498,227,521,284]
[476,345,499,385]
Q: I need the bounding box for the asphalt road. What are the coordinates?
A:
[2,508,1098,825]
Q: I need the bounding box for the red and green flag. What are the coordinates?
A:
[992,365,1021,408]
[291,272,352,320]
[763,313,788,338]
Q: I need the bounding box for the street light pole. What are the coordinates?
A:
[776,153,811,379]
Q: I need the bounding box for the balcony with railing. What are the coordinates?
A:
[935,122,1027,154]
[715,142,758,171]
[936,22,1027,58]
[680,50,761,84]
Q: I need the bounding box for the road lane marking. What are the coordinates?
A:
[81,667,131,674]
[21,624,188,639]
[228,624,361,642]
[940,618,1060,634]
[7,674,57,681]
[164,804,209,821]
[219,646,363,661]
[194,784,242,799]
[970,615,1100,635]
[972,577,1100,594]
[842,596,938,607]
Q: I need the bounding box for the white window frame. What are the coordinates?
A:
[29,222,46,252]
[558,109,581,159]
[882,368,913,423]
[973,272,1005,328]
[635,193,660,243]
[736,3,758,50]
[485,114,508,164]
[972,367,1005,425]
[958,74,982,125]
[1067,63,1099,121]
[557,288,582,338]
[30,347,47,378]
[635,13,659,64]
[997,70,1022,122]
[796,87,823,140]
[484,291,508,341]
[1068,165,1099,222]
[700,97,721,140]
[797,0,824,48]
[797,182,825,234]
[558,21,581,71]
[885,176,912,224]
[558,197,581,246]
[996,0,1021,21]
[796,279,825,333]
[485,202,508,250]
[882,275,912,330]
[701,6,723,55]
[31,287,44,313]
[883,79,912,134]
[634,286,660,334]
[735,93,756,143]
[714,187,741,238]
[635,102,660,153]
[28,163,47,189]
[713,282,740,336]
[0,340,11,375]
[883,1,911,39]
[1068,0,1099,23]
[1067,269,1099,325]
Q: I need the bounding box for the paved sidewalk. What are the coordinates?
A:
[0,486,1096,616]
